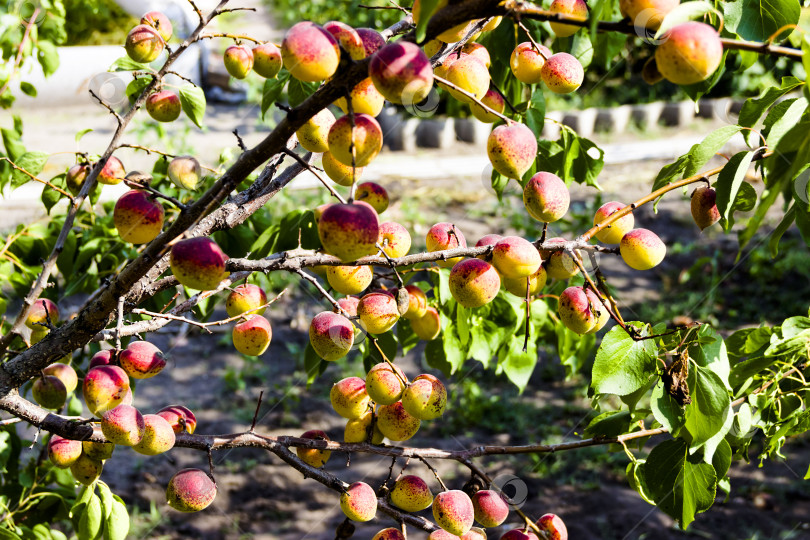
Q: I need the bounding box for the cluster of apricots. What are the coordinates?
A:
[41,0,731,525]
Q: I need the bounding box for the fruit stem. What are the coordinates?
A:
[516,19,548,61]
[417,456,448,491]
[433,75,514,124]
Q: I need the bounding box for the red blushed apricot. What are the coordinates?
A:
[501,529,540,540]
[98,156,125,185]
[281,22,340,82]
[510,42,551,84]
[101,404,145,446]
[170,237,229,291]
[487,123,537,180]
[491,236,542,279]
[390,475,433,512]
[337,296,360,317]
[620,228,666,270]
[401,373,446,420]
[476,233,503,249]
[157,405,197,434]
[133,414,176,455]
[141,11,172,41]
[66,163,89,195]
[537,513,569,540]
[114,190,164,244]
[365,362,406,405]
[89,349,113,369]
[330,377,371,419]
[472,489,509,527]
[379,222,411,258]
[655,22,723,85]
[523,172,570,223]
[232,314,273,356]
[324,21,365,60]
[402,285,428,320]
[225,283,267,317]
[119,340,166,379]
[252,43,282,78]
[470,87,506,123]
[373,528,406,540]
[449,259,501,308]
[549,0,589,37]
[83,365,130,416]
[376,401,420,441]
[25,298,59,329]
[691,186,721,231]
[167,469,217,512]
[593,201,634,244]
[445,55,490,104]
[461,42,491,67]
[145,90,181,122]
[558,286,598,334]
[318,202,379,262]
[356,181,389,214]
[296,429,331,467]
[335,78,385,116]
[340,481,377,521]
[433,490,475,536]
[358,292,400,334]
[411,307,441,340]
[327,113,383,168]
[541,53,584,94]
[48,435,83,468]
[370,41,433,105]
[426,222,467,268]
[125,24,163,63]
[310,311,355,361]
[357,28,385,56]
[620,0,680,29]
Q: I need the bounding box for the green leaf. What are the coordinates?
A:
[78,492,103,540]
[415,0,441,42]
[655,1,715,38]
[687,326,730,388]
[11,151,48,188]
[738,78,803,140]
[627,461,656,505]
[651,381,686,434]
[41,173,65,214]
[19,82,36,97]
[499,336,537,392]
[711,439,732,480]
[715,150,756,229]
[75,128,94,143]
[261,72,289,119]
[524,87,545,136]
[725,0,800,42]
[592,324,657,396]
[584,410,633,438]
[763,97,807,149]
[125,77,151,105]
[36,40,60,77]
[109,56,147,72]
[287,78,319,108]
[643,438,717,528]
[303,342,328,388]
[769,205,795,256]
[684,363,731,448]
[179,85,206,128]
[653,126,741,192]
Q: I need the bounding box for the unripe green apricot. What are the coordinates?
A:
[43,363,77,393]
[433,490,475,536]
[390,475,433,512]
[620,228,666,270]
[32,375,66,410]
[82,440,114,461]
[330,377,371,420]
[402,374,446,420]
[167,156,202,190]
[166,469,217,512]
[376,401,420,441]
[340,481,377,521]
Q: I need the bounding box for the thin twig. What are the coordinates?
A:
[0,158,73,201]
